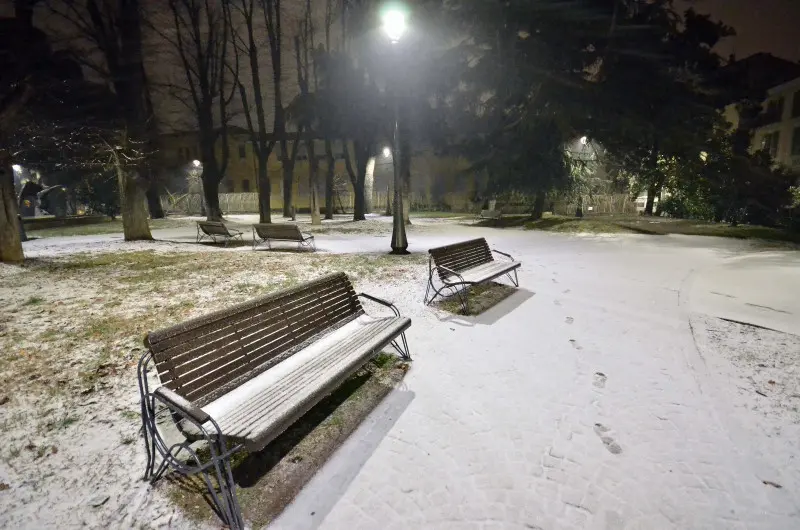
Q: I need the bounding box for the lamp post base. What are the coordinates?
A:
[389,248,410,255]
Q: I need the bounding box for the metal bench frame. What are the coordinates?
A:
[424,238,521,314]
[252,223,316,251]
[137,274,410,529]
[196,221,244,247]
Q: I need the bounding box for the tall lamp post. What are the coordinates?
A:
[382,7,409,255]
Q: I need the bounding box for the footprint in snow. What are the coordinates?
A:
[594,423,622,454]
[569,339,582,350]
[565,316,574,324]
[593,372,607,388]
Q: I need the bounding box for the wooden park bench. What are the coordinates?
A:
[252,223,315,251]
[424,237,521,313]
[476,209,502,224]
[196,221,244,247]
[137,273,411,529]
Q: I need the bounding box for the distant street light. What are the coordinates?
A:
[383,146,392,158]
[383,5,409,255]
[192,159,202,167]
[11,164,22,172]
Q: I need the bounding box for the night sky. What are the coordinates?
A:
[678,0,800,62]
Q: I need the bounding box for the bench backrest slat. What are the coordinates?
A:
[198,221,233,236]
[145,272,363,405]
[429,238,493,281]
[254,223,304,240]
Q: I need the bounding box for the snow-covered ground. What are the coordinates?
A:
[3,216,799,529]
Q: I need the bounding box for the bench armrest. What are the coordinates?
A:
[435,264,466,284]
[358,292,401,317]
[302,232,315,240]
[491,248,514,261]
[154,386,210,425]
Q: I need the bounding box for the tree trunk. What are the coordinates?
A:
[202,175,223,221]
[0,162,24,264]
[308,140,321,225]
[116,167,152,240]
[531,191,546,220]
[644,183,658,216]
[146,181,164,219]
[282,161,293,218]
[256,157,271,223]
[324,140,335,219]
[352,142,369,221]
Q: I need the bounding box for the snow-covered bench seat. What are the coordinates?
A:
[424,237,521,313]
[137,273,411,529]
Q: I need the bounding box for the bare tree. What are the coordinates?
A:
[292,0,321,225]
[228,0,296,224]
[158,0,235,221]
[47,0,153,240]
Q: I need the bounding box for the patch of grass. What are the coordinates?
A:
[521,214,800,243]
[410,211,468,219]
[120,410,140,421]
[120,434,136,445]
[436,282,517,315]
[472,214,531,228]
[51,415,79,431]
[526,216,636,234]
[29,217,193,238]
[371,352,395,368]
[23,296,45,306]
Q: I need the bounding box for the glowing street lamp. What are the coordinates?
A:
[383,146,392,158]
[381,9,406,43]
[383,5,409,255]
[192,159,202,167]
[11,164,22,172]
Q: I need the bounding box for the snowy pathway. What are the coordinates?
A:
[274,229,800,530]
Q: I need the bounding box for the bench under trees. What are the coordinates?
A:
[196,221,244,246]
[137,273,411,529]
[425,237,522,313]
[477,209,502,223]
[252,223,315,251]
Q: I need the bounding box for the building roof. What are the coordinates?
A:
[714,53,800,103]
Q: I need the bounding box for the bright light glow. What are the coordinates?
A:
[580,136,588,146]
[192,160,201,167]
[383,146,392,157]
[11,164,22,172]
[700,151,708,162]
[382,9,406,42]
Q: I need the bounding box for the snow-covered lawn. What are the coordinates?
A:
[1,218,799,529]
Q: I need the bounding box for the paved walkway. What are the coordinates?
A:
[271,227,799,530]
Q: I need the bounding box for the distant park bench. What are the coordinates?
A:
[196,221,243,246]
[137,273,411,529]
[425,237,522,313]
[477,209,502,223]
[252,223,315,251]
